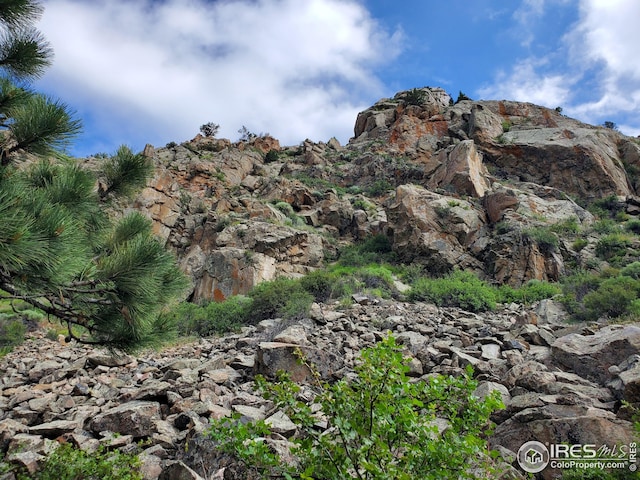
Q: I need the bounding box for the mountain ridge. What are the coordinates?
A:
[129,87,640,301]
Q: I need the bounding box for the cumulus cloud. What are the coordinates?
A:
[564,0,640,122]
[479,0,640,134]
[478,58,572,107]
[36,0,402,154]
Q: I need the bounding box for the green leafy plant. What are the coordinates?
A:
[403,88,426,106]
[159,295,253,337]
[549,216,580,234]
[572,238,588,252]
[364,179,393,197]
[408,270,498,312]
[582,276,640,320]
[456,91,472,103]
[209,335,504,479]
[522,226,559,253]
[248,277,314,323]
[264,149,279,163]
[0,313,26,356]
[15,442,143,480]
[497,280,561,304]
[595,233,632,262]
[200,122,220,137]
[592,218,620,234]
[625,219,640,234]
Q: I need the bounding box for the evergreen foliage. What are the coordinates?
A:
[0,0,188,352]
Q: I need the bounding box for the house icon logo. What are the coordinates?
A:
[517,441,550,473]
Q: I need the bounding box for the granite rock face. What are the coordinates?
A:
[124,87,640,298]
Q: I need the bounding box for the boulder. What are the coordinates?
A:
[255,343,343,382]
[90,401,162,438]
[551,325,640,384]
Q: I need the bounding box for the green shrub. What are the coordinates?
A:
[582,276,640,320]
[589,195,623,218]
[592,218,620,234]
[408,270,498,312]
[248,277,313,322]
[264,149,279,163]
[160,296,253,337]
[595,233,632,261]
[208,335,504,479]
[621,262,640,280]
[522,226,559,253]
[274,201,295,217]
[626,219,640,234]
[0,314,26,356]
[560,272,603,318]
[338,234,394,267]
[494,221,513,235]
[17,442,143,480]
[364,179,393,197]
[549,216,580,234]
[404,88,426,106]
[572,238,588,251]
[498,280,561,304]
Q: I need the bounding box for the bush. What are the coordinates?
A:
[408,270,498,312]
[364,179,393,197]
[208,335,504,479]
[572,238,588,251]
[338,234,394,267]
[595,233,631,261]
[0,314,26,356]
[522,226,559,253]
[626,219,640,234]
[199,122,220,138]
[248,277,313,323]
[498,280,561,304]
[159,296,253,337]
[589,195,623,218]
[582,276,640,320]
[16,442,143,480]
[264,149,279,163]
[549,216,580,234]
[299,269,342,303]
[403,88,426,106]
[621,262,640,280]
[592,218,620,234]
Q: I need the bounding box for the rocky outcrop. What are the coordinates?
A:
[122,87,640,297]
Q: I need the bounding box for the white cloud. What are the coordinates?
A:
[479,0,640,135]
[37,0,402,154]
[477,58,572,107]
[563,0,640,123]
[512,0,546,47]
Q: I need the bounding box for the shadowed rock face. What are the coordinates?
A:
[128,87,640,298]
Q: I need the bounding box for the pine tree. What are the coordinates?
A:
[0,0,188,352]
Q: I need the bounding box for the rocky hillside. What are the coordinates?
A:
[2,88,640,479]
[130,87,640,300]
[1,299,639,479]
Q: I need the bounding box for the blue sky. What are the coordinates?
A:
[34,0,640,158]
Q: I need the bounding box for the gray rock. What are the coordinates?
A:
[551,325,640,384]
[90,401,161,438]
